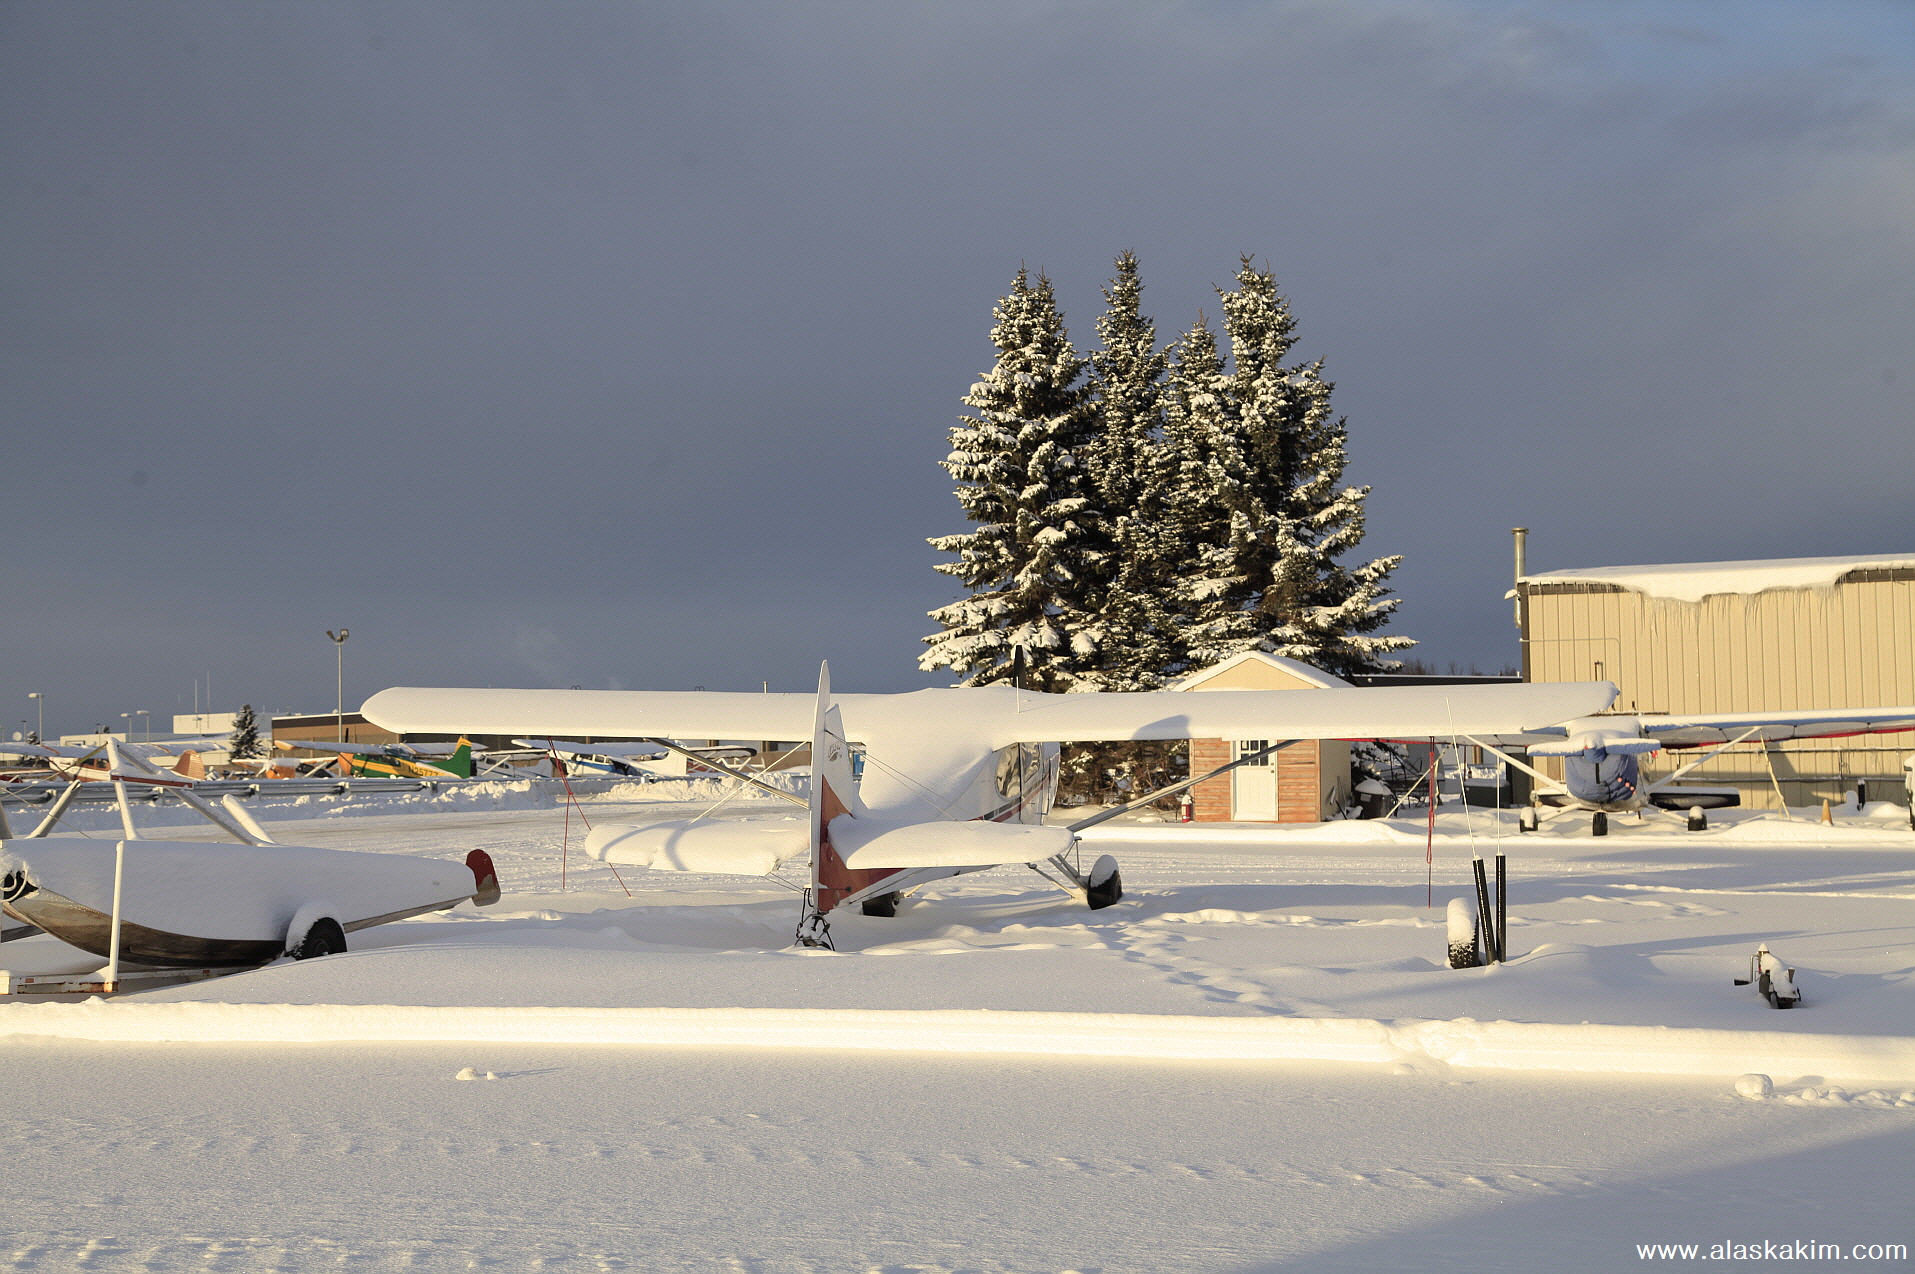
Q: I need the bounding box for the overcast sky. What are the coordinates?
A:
[4,1,1911,737]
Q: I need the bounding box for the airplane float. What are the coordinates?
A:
[1460,707,1915,834]
[364,665,1619,947]
[0,741,500,971]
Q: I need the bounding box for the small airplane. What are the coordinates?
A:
[272,737,478,780]
[513,738,671,779]
[364,665,1618,945]
[1458,707,1915,834]
[0,741,500,969]
[2,739,224,782]
[513,737,781,780]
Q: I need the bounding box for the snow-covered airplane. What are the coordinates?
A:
[514,739,666,778]
[273,737,478,779]
[505,738,751,780]
[1461,707,1915,834]
[364,667,1617,945]
[0,742,501,969]
[3,739,222,781]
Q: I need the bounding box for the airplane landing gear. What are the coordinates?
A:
[290,916,346,960]
[1591,811,1608,837]
[1519,804,1541,833]
[860,891,902,918]
[1687,805,1708,832]
[794,891,835,949]
[1087,855,1123,910]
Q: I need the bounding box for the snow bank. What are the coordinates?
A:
[1523,553,1914,603]
[5,1001,1910,1083]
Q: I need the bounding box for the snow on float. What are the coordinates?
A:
[0,741,499,980]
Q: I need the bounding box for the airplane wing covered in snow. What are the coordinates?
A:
[984,682,1618,745]
[1636,706,1915,748]
[364,681,1617,748]
[1463,704,1915,751]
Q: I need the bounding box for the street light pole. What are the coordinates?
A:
[327,629,350,742]
[135,710,149,742]
[119,712,131,741]
[27,692,43,743]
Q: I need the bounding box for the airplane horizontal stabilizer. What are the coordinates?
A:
[832,816,1075,870]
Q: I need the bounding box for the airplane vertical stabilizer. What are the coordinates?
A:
[806,662,892,916]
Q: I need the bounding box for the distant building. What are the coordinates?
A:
[1517,552,1915,809]
[1176,652,1354,823]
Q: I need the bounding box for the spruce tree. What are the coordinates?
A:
[227,704,262,761]
[1081,252,1178,692]
[1164,258,1412,678]
[921,268,1103,690]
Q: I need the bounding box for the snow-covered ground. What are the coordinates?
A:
[3,792,1911,1271]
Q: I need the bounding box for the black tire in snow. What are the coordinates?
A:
[291,917,347,960]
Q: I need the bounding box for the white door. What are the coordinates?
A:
[1232,740,1277,820]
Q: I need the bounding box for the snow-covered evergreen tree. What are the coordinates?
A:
[1163,259,1412,678]
[921,268,1104,690]
[1081,252,1178,692]
[228,704,262,761]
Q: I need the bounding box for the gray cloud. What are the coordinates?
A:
[3,1,1910,732]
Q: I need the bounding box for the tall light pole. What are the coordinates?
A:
[135,709,150,742]
[327,629,350,742]
[119,712,131,741]
[26,692,44,743]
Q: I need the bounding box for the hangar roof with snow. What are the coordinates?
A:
[1520,552,1915,604]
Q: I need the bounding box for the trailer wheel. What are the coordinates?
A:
[860,892,901,918]
[290,917,347,960]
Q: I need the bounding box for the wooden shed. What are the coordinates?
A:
[1175,652,1354,822]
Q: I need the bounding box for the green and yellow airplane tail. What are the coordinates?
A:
[345,738,473,780]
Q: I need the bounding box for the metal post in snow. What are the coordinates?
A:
[1495,852,1507,962]
[1472,856,1496,966]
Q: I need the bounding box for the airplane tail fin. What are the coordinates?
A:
[802,662,892,931]
[440,738,475,779]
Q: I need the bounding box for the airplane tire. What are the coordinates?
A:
[1591,812,1608,837]
[1086,855,1123,910]
[291,917,347,960]
[1687,806,1708,832]
[860,892,901,918]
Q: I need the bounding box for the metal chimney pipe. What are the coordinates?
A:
[1511,527,1528,628]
